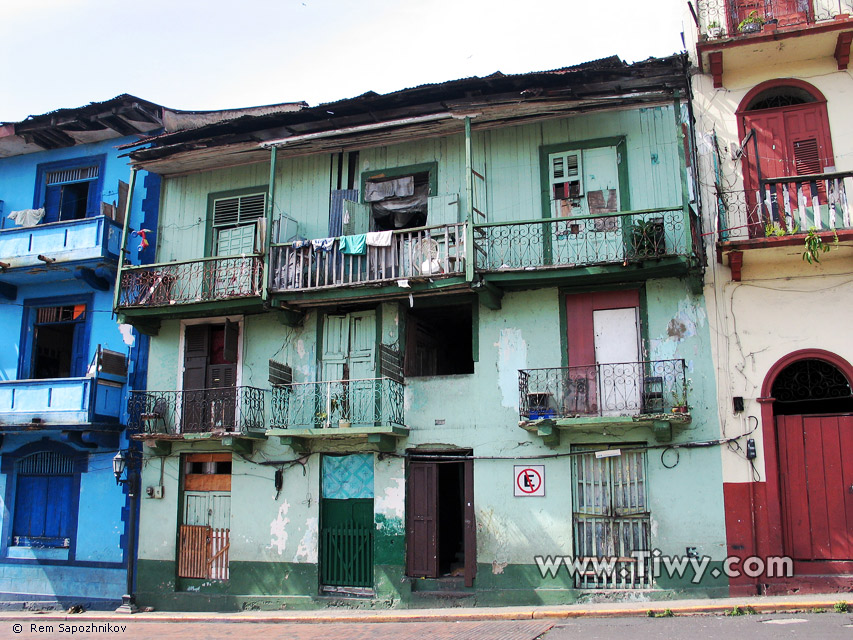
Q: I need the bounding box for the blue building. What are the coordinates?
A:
[0,96,165,609]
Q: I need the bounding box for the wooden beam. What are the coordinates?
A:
[835,31,853,69]
[708,51,724,89]
[279,435,310,453]
[537,424,561,448]
[366,433,397,452]
[144,440,172,456]
[728,250,743,282]
[474,280,503,310]
[653,420,673,443]
[75,267,111,291]
[0,281,17,301]
[276,307,305,327]
[221,436,253,455]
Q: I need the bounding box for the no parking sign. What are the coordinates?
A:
[514,465,545,497]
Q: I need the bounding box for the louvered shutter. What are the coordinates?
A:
[212,193,266,256]
[183,325,209,392]
[223,319,239,364]
[342,200,370,236]
[550,152,583,196]
[348,311,376,380]
[330,189,359,237]
[793,138,821,176]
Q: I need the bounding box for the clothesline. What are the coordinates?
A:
[292,231,393,256]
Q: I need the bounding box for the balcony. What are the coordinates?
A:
[518,360,690,444]
[717,170,853,279]
[117,254,264,317]
[267,377,407,452]
[128,386,267,454]
[696,0,853,86]
[0,376,123,429]
[269,223,467,302]
[0,216,121,290]
[474,207,699,286]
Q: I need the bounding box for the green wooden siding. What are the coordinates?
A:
[153,106,682,265]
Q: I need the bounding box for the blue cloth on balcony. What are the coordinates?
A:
[291,239,311,249]
[339,234,367,255]
[311,237,335,252]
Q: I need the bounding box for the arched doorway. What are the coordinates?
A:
[736,80,835,238]
[768,354,853,564]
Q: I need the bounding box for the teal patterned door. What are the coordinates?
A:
[320,454,374,589]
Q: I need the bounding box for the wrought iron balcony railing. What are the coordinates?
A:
[128,386,266,434]
[118,255,263,308]
[717,170,853,241]
[270,377,404,429]
[697,0,852,39]
[269,223,466,292]
[518,360,688,421]
[474,207,693,272]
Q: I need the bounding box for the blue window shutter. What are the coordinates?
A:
[86,179,100,218]
[44,185,61,223]
[46,475,73,539]
[13,476,48,538]
[71,321,87,377]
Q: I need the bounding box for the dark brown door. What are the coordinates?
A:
[407,461,438,577]
[777,414,853,561]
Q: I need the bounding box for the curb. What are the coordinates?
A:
[0,600,848,624]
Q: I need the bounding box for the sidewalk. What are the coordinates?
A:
[0,592,850,624]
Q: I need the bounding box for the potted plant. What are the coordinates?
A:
[671,378,692,414]
[707,21,725,38]
[738,10,765,33]
[630,218,666,258]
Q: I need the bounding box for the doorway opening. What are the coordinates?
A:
[407,450,475,585]
[405,303,474,377]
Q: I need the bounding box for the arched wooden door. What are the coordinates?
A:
[772,359,853,562]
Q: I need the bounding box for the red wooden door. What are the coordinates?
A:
[777,414,853,561]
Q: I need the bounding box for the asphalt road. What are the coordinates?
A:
[5,613,853,640]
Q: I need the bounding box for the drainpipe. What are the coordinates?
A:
[464,116,474,282]
[263,146,277,303]
[113,168,137,315]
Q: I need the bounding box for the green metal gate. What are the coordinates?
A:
[320,521,373,587]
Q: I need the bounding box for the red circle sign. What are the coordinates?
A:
[516,467,542,494]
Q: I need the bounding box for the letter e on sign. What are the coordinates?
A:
[514,465,545,497]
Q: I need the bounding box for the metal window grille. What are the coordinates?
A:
[18,451,73,475]
[572,448,651,589]
[45,166,98,185]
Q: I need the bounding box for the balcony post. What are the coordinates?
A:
[113,168,137,314]
[464,116,475,282]
[673,93,694,257]
[262,146,277,302]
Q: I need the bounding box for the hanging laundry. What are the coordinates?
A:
[8,208,45,227]
[339,234,367,255]
[311,237,336,252]
[365,230,393,247]
[365,177,414,202]
[291,239,311,249]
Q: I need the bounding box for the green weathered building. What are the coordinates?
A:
[117,54,727,610]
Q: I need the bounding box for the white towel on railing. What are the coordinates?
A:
[365,231,392,247]
[8,208,45,227]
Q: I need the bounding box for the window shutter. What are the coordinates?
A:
[213,193,265,227]
[426,194,460,226]
[223,319,239,365]
[43,185,62,223]
[549,151,583,196]
[183,325,210,392]
[321,315,349,381]
[342,200,370,236]
[793,138,821,176]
